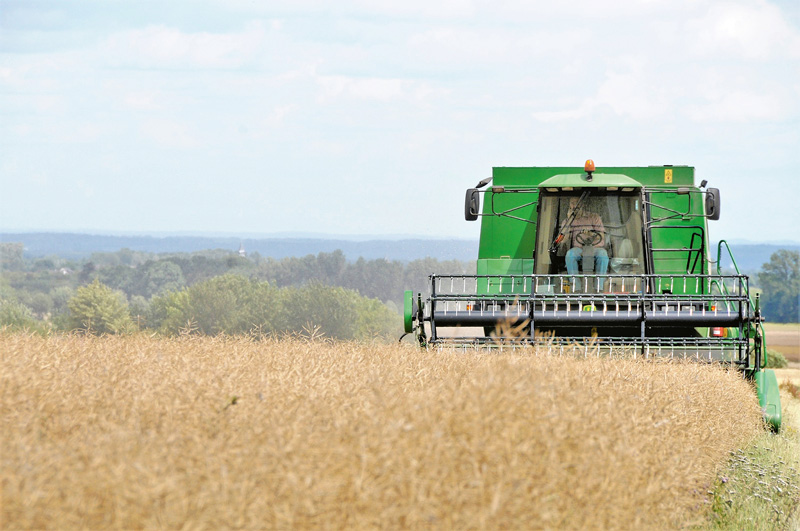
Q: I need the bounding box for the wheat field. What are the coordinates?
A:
[1,333,764,529]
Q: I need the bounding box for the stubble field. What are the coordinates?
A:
[764,322,800,364]
[1,333,765,529]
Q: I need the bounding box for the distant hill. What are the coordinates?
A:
[0,233,478,262]
[1,232,797,270]
[713,243,800,274]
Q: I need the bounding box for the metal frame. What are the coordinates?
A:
[642,187,717,224]
[487,188,539,224]
[419,273,757,367]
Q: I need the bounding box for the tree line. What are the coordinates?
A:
[0,245,474,338]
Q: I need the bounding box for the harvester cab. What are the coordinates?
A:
[404,160,781,431]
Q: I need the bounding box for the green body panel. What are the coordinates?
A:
[755,370,782,432]
[476,258,534,295]
[479,166,703,296]
[478,191,539,260]
[479,166,695,261]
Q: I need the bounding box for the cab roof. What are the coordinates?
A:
[539,172,642,189]
[491,166,695,188]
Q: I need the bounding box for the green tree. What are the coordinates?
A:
[50,286,75,314]
[135,260,186,298]
[283,283,360,339]
[150,275,282,335]
[317,250,346,284]
[27,292,53,318]
[79,262,97,283]
[0,242,25,271]
[147,274,400,340]
[758,250,799,323]
[32,257,56,271]
[67,280,134,334]
[98,264,134,294]
[356,297,402,340]
[0,299,46,332]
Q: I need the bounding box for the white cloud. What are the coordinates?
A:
[77,179,95,198]
[349,0,478,18]
[0,66,25,87]
[687,89,786,122]
[65,123,107,143]
[215,0,477,19]
[315,74,448,104]
[140,118,198,149]
[594,69,670,120]
[259,103,299,130]
[29,171,50,187]
[102,22,268,69]
[684,63,798,122]
[532,103,591,123]
[532,59,672,122]
[686,0,800,59]
[406,26,588,70]
[122,92,162,111]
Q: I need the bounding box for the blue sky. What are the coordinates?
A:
[1,0,799,241]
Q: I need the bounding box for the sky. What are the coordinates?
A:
[1,0,799,242]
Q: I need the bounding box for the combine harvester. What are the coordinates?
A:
[403,161,781,431]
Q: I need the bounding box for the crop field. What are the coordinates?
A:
[764,323,800,364]
[1,333,768,529]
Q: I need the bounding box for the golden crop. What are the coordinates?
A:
[2,333,763,529]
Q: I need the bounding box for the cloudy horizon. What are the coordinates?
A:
[2,0,799,242]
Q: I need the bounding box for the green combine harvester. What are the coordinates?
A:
[403,161,781,431]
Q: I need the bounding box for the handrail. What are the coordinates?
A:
[716,240,743,274]
[716,239,767,368]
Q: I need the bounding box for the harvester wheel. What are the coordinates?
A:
[403,290,416,333]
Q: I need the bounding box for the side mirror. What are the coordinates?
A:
[465,188,480,221]
[705,188,721,220]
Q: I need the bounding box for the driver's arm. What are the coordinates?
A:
[594,215,606,248]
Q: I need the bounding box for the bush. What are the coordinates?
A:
[150,275,283,335]
[282,283,360,339]
[765,349,788,369]
[356,298,403,340]
[50,286,74,314]
[66,280,134,334]
[0,299,48,334]
[148,275,399,340]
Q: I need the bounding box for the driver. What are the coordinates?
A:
[562,197,609,290]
